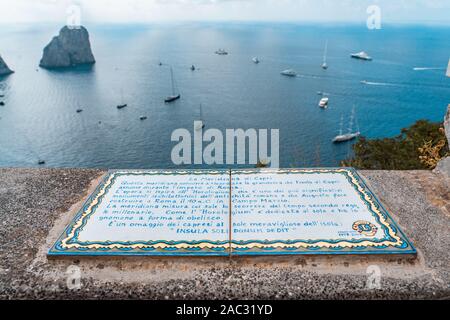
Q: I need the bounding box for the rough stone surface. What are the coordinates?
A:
[444,105,450,146]
[435,157,450,177]
[0,168,448,300]
[0,55,13,76]
[434,105,450,177]
[39,26,95,69]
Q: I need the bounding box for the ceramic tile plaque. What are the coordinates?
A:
[49,168,416,256]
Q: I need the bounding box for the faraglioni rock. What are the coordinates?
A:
[39,26,95,69]
[0,55,14,76]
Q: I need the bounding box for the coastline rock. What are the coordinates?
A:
[39,26,95,69]
[444,104,450,145]
[434,105,450,177]
[0,55,14,76]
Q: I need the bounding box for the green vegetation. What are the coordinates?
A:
[342,120,449,170]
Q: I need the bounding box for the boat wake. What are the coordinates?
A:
[413,67,445,71]
[297,73,322,79]
[360,80,397,86]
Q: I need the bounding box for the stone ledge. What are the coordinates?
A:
[0,168,448,299]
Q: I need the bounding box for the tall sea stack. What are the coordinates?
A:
[39,26,95,69]
[0,55,14,76]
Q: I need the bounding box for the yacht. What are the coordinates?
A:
[318,97,329,108]
[215,49,228,55]
[281,69,298,77]
[332,108,360,143]
[351,51,372,61]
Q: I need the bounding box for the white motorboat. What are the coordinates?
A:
[351,51,372,61]
[281,69,297,77]
[319,97,329,108]
[252,57,260,64]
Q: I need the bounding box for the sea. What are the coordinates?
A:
[0,22,449,169]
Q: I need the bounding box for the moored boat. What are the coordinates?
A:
[165,66,181,103]
[281,69,297,77]
[215,49,228,55]
[332,107,360,143]
[351,51,372,61]
[319,97,329,108]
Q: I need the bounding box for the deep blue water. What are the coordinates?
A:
[0,23,449,169]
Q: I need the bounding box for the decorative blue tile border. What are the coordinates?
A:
[48,168,416,257]
[229,168,416,255]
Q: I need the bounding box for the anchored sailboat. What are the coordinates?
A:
[165,67,180,103]
[322,40,328,69]
[117,89,127,109]
[195,104,205,131]
[332,107,360,143]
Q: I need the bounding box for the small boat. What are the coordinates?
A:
[165,67,181,103]
[140,116,147,120]
[322,40,329,69]
[191,65,196,71]
[351,51,372,61]
[281,69,298,77]
[215,49,228,55]
[332,108,360,143]
[158,62,163,66]
[195,104,205,131]
[165,95,180,103]
[38,160,45,165]
[76,109,83,113]
[318,97,329,108]
[252,57,260,64]
[0,94,4,98]
[0,102,4,106]
[117,89,127,109]
[333,132,360,143]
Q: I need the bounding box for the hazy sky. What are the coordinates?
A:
[0,0,449,25]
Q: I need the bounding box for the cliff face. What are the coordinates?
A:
[444,106,450,145]
[0,55,14,76]
[39,26,95,69]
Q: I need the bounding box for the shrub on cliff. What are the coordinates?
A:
[342,120,449,170]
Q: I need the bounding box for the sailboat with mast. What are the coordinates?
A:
[322,40,328,69]
[117,89,127,109]
[332,107,360,143]
[195,104,205,131]
[165,66,181,103]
